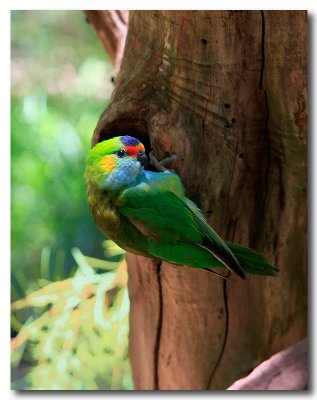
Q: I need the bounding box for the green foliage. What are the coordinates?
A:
[11,243,133,390]
[11,11,133,390]
[11,10,114,289]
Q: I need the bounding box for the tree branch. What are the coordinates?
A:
[227,338,307,390]
[84,10,129,75]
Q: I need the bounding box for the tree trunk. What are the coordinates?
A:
[88,10,307,390]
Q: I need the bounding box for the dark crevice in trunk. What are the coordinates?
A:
[225,132,240,220]
[263,90,270,202]
[207,275,230,388]
[153,261,163,390]
[259,11,266,91]
[260,10,271,204]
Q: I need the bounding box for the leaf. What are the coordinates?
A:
[102,240,125,258]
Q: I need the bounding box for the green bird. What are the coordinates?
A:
[85,135,277,279]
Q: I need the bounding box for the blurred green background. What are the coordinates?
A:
[11,10,132,390]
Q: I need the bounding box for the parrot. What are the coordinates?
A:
[85,135,278,279]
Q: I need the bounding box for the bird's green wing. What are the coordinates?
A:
[116,179,202,244]
[115,172,246,277]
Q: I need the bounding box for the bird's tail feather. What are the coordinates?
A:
[226,242,278,276]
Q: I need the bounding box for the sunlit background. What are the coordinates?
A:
[11,10,132,390]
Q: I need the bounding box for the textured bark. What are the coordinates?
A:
[89,11,307,390]
[227,338,308,390]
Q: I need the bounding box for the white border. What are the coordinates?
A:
[4,0,317,10]
[2,3,315,399]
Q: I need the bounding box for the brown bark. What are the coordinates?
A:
[88,11,307,390]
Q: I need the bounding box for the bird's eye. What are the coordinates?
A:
[116,149,126,158]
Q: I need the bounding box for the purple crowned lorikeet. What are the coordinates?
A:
[85,136,277,279]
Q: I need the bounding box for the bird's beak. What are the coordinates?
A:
[137,151,149,169]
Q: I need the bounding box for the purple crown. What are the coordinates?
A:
[120,136,140,146]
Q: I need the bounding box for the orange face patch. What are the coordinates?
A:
[124,143,145,157]
[99,155,116,172]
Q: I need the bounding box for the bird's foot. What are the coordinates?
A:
[149,151,177,173]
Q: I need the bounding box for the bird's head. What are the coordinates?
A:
[85,135,148,191]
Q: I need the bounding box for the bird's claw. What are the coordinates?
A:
[149,151,177,173]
